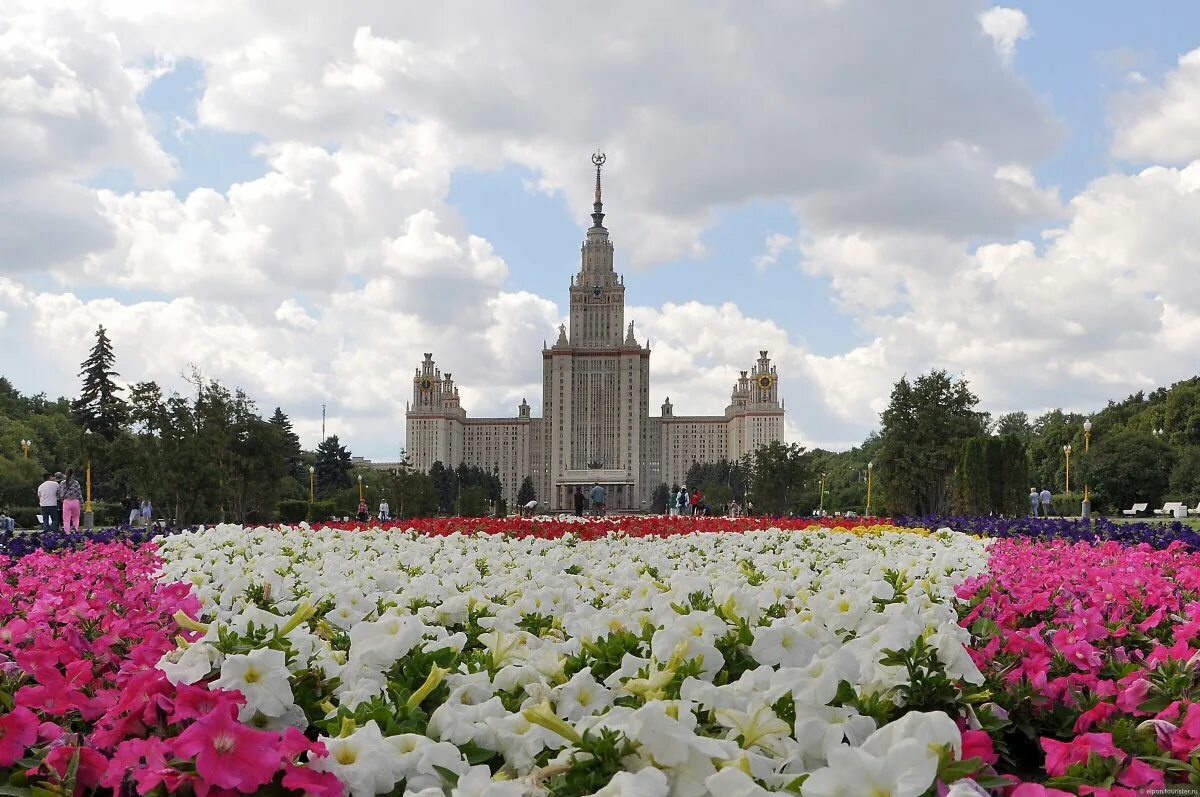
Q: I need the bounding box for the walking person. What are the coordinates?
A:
[356,499,369,523]
[378,499,390,522]
[60,468,83,533]
[140,498,153,527]
[1039,487,1052,518]
[1028,488,1039,518]
[125,494,140,527]
[589,483,606,517]
[690,487,703,516]
[37,473,60,534]
[677,485,689,516]
[573,486,586,517]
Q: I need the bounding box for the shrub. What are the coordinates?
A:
[307,500,339,522]
[278,499,309,523]
[1050,492,1084,517]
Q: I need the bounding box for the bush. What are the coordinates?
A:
[1050,492,1084,517]
[306,500,339,522]
[279,499,309,524]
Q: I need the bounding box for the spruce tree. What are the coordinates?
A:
[72,325,127,440]
[268,407,303,479]
[314,435,353,494]
[517,475,536,506]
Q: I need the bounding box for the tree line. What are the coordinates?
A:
[5,328,1200,522]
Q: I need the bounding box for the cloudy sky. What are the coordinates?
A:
[3,1,1200,459]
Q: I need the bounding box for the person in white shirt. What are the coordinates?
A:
[37,474,60,534]
[378,500,390,522]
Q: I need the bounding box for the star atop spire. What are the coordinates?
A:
[591,150,606,229]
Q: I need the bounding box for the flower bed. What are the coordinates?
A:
[896,514,1200,549]
[310,515,891,538]
[10,521,1196,795]
[1,523,1006,795]
[958,538,1200,794]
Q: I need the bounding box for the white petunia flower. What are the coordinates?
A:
[210,647,293,717]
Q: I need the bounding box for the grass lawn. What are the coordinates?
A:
[1106,515,1200,529]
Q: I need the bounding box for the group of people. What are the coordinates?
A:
[356,499,391,523]
[33,473,152,534]
[668,486,713,516]
[572,484,608,517]
[1028,487,1054,517]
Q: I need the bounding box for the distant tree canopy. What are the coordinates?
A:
[877,370,988,516]
[1078,430,1174,512]
[10,330,1200,522]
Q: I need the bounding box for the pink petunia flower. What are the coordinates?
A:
[45,746,109,790]
[170,704,282,792]
[0,707,38,767]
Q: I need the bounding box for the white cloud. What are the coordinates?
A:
[1112,48,1200,164]
[72,1,1062,265]
[752,233,794,272]
[978,7,1030,63]
[5,0,1199,463]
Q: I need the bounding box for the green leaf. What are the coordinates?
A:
[433,765,461,787]
[0,786,35,797]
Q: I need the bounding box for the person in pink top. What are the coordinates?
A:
[60,468,84,532]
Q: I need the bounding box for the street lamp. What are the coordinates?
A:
[358,474,364,503]
[1062,444,1072,494]
[19,439,31,458]
[83,428,94,528]
[866,462,874,517]
[818,471,828,516]
[1082,420,1092,521]
[308,465,315,502]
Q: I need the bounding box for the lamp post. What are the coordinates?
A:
[818,471,828,516]
[308,465,315,503]
[1081,420,1092,521]
[1062,444,1072,495]
[866,462,874,517]
[358,474,364,503]
[83,428,94,529]
[19,439,31,458]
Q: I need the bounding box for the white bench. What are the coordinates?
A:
[1154,501,1185,517]
[1121,502,1149,516]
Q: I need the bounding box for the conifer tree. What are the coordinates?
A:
[517,475,536,506]
[314,435,353,494]
[72,325,127,440]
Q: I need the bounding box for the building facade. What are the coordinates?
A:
[405,155,785,511]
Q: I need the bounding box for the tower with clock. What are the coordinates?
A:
[404,154,785,511]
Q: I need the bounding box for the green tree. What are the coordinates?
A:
[878,370,987,515]
[749,441,809,516]
[1078,429,1174,512]
[999,434,1030,515]
[429,461,458,515]
[650,482,669,513]
[314,435,353,496]
[457,485,488,517]
[71,325,128,441]
[516,475,536,506]
[1171,447,1200,506]
[995,411,1033,441]
[958,437,988,514]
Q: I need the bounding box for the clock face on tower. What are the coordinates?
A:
[592,286,602,298]
[419,378,433,391]
[757,374,774,390]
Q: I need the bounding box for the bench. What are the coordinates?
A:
[1154,501,1186,517]
[1121,502,1149,517]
